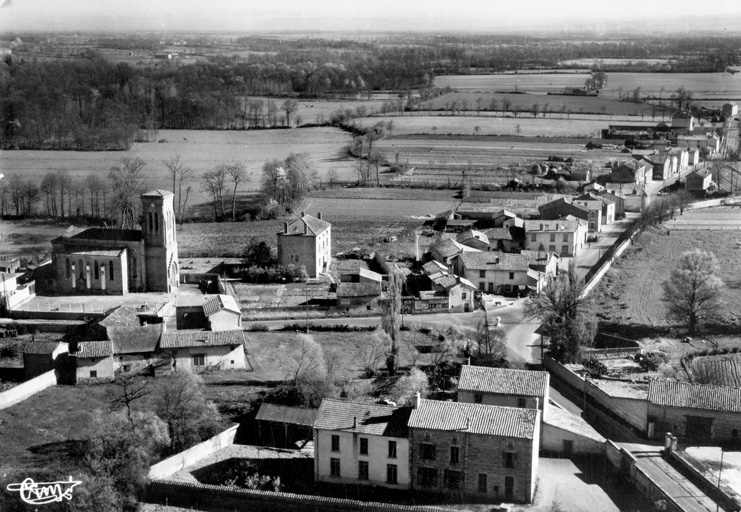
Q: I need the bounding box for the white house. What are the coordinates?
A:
[159,330,246,371]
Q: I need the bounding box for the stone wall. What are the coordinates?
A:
[0,369,56,411]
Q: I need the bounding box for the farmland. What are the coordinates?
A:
[595,207,741,331]
[249,96,390,125]
[434,72,741,102]
[302,197,457,219]
[689,353,741,387]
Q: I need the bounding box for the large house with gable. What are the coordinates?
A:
[277,212,331,278]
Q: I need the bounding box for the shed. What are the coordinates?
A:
[255,403,318,448]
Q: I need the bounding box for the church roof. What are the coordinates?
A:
[142,189,174,197]
[66,228,143,243]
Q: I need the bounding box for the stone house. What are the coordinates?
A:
[336,282,382,310]
[457,366,550,418]
[686,168,712,194]
[540,407,605,457]
[416,260,476,312]
[106,324,162,373]
[202,294,242,331]
[609,160,648,186]
[522,219,586,257]
[722,102,738,119]
[50,190,180,295]
[454,252,532,295]
[313,399,413,489]
[643,154,672,181]
[159,330,247,371]
[277,212,331,278]
[428,238,478,266]
[688,148,700,166]
[575,193,615,225]
[482,227,524,253]
[339,268,383,285]
[456,229,490,251]
[22,341,68,379]
[538,197,602,232]
[408,399,540,503]
[647,380,741,444]
[72,340,114,381]
[671,112,696,131]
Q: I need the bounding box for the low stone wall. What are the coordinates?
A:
[0,369,56,411]
[668,450,741,512]
[146,479,453,512]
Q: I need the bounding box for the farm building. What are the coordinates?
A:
[22,341,68,379]
[722,102,739,118]
[522,219,586,257]
[71,340,114,381]
[336,282,382,310]
[339,268,383,285]
[453,251,545,295]
[456,229,490,251]
[541,407,605,457]
[50,190,180,295]
[604,183,646,212]
[575,193,616,225]
[457,366,550,416]
[255,403,317,448]
[483,227,524,253]
[277,212,331,278]
[409,398,540,503]
[671,112,696,131]
[109,323,163,373]
[686,168,712,195]
[313,399,413,489]
[173,294,241,331]
[610,159,649,186]
[642,154,672,181]
[428,238,479,266]
[415,260,476,312]
[0,257,21,273]
[647,380,741,444]
[159,330,246,371]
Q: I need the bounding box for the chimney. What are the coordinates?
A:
[465,417,470,430]
[300,210,305,218]
[283,221,288,234]
[317,212,322,220]
[415,392,421,409]
[353,417,357,429]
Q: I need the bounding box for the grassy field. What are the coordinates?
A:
[249,96,389,125]
[690,353,741,387]
[302,197,456,219]
[434,72,741,101]
[0,127,355,208]
[595,208,741,331]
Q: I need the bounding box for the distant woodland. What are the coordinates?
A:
[1,34,739,150]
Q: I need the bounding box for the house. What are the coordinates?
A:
[541,406,605,457]
[604,183,646,213]
[670,147,689,172]
[522,219,586,257]
[50,190,180,295]
[483,227,523,253]
[456,229,489,251]
[109,324,163,373]
[71,340,114,381]
[336,282,382,310]
[575,193,615,225]
[0,257,21,273]
[671,112,696,131]
[255,403,318,448]
[538,197,602,233]
[277,211,331,278]
[688,148,700,166]
[454,252,533,295]
[408,398,540,503]
[722,102,739,119]
[202,294,242,331]
[22,341,69,379]
[592,191,625,218]
[428,238,478,266]
[339,268,383,285]
[442,219,477,233]
[643,154,671,181]
[416,261,476,312]
[159,329,246,371]
[457,366,550,418]
[313,399,413,489]
[569,166,591,182]
[0,272,35,310]
[647,380,741,444]
[686,168,712,195]
[610,159,648,186]
[455,205,525,228]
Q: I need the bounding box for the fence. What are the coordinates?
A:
[581,220,641,297]
[0,369,57,411]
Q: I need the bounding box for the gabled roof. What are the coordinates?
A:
[281,214,330,236]
[648,380,741,412]
[314,399,412,438]
[203,294,241,316]
[457,229,489,247]
[142,189,174,197]
[545,406,605,442]
[255,403,318,426]
[55,228,143,244]
[409,399,538,439]
[458,252,530,272]
[23,341,65,355]
[422,260,448,276]
[160,329,245,349]
[336,282,381,298]
[458,366,549,398]
[73,340,114,359]
[482,228,513,241]
[429,238,478,259]
[109,324,162,354]
[99,305,143,327]
[523,219,580,233]
[576,193,614,205]
[538,197,589,214]
[356,268,383,283]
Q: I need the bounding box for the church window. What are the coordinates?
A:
[109,261,115,281]
[65,258,71,278]
[148,211,153,231]
[155,212,159,233]
[133,257,137,279]
[94,260,99,280]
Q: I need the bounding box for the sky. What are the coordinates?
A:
[1,0,741,33]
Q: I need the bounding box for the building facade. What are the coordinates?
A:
[277,212,331,278]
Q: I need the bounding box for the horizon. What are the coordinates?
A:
[2,0,741,34]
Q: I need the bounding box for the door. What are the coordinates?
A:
[504,476,514,499]
[685,416,714,442]
[563,440,574,459]
[488,282,494,293]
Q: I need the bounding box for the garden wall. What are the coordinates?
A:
[0,369,56,411]
[667,449,741,512]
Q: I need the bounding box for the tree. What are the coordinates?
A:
[360,329,391,377]
[156,371,223,454]
[162,154,184,203]
[381,269,404,375]
[201,165,228,219]
[242,237,276,267]
[662,249,725,335]
[109,370,151,421]
[584,71,607,92]
[390,368,428,406]
[226,162,249,220]
[281,99,298,127]
[524,261,595,363]
[109,157,148,228]
[632,87,642,103]
[675,86,694,111]
[476,314,507,363]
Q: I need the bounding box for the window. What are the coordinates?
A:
[733,429,739,440]
[133,257,137,279]
[331,434,340,452]
[417,467,437,487]
[531,233,536,242]
[330,458,341,477]
[123,365,130,372]
[461,292,467,300]
[89,371,97,378]
[561,245,569,255]
[444,470,462,490]
[388,441,397,459]
[358,461,369,480]
[192,354,205,367]
[386,464,398,484]
[548,245,556,253]
[359,438,368,455]
[154,212,159,233]
[503,452,515,469]
[94,260,99,280]
[474,393,483,404]
[550,233,555,242]
[517,398,527,408]
[563,233,569,242]
[478,473,488,493]
[65,258,71,278]
[479,282,485,291]
[148,212,153,231]
[509,272,514,280]
[109,261,114,281]
[479,270,486,278]
[420,443,436,460]
[450,446,460,464]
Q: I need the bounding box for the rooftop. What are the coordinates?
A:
[458,251,530,272]
[255,403,318,427]
[67,228,143,243]
[648,380,741,413]
[23,341,65,355]
[336,282,381,298]
[458,365,549,398]
[523,219,580,233]
[409,399,539,439]
[160,329,245,349]
[280,214,331,237]
[203,294,241,316]
[108,324,162,354]
[313,399,412,438]
[429,238,477,259]
[73,340,114,359]
[142,189,174,197]
[545,406,605,443]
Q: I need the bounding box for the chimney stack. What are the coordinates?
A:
[300,211,305,218]
[317,212,322,220]
[415,392,421,409]
[283,221,288,234]
[353,417,357,429]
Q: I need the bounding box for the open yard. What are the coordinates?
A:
[595,207,741,332]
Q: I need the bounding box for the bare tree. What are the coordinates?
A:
[109,157,148,228]
[109,370,151,422]
[281,99,299,127]
[226,162,250,220]
[359,329,390,377]
[201,165,228,219]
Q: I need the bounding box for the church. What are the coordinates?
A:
[51,190,180,295]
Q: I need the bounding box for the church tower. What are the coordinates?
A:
[141,190,179,293]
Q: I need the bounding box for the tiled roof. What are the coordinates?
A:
[69,228,143,243]
[545,406,605,443]
[203,294,241,316]
[459,251,529,272]
[282,214,330,236]
[160,329,245,349]
[422,260,448,276]
[142,189,174,197]
[357,268,383,283]
[483,228,513,241]
[23,342,64,355]
[458,366,549,398]
[100,306,145,327]
[429,238,467,259]
[73,340,113,359]
[69,248,126,257]
[256,403,318,426]
[336,282,381,298]
[314,399,411,437]
[175,294,209,308]
[648,380,741,412]
[109,324,162,354]
[457,229,489,247]
[409,399,538,439]
[523,220,580,233]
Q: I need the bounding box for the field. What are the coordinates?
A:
[302,197,457,219]
[249,96,389,125]
[0,127,355,208]
[434,72,741,102]
[595,207,741,331]
[559,58,675,66]
[689,353,741,387]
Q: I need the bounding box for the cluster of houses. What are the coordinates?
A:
[311,365,604,503]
